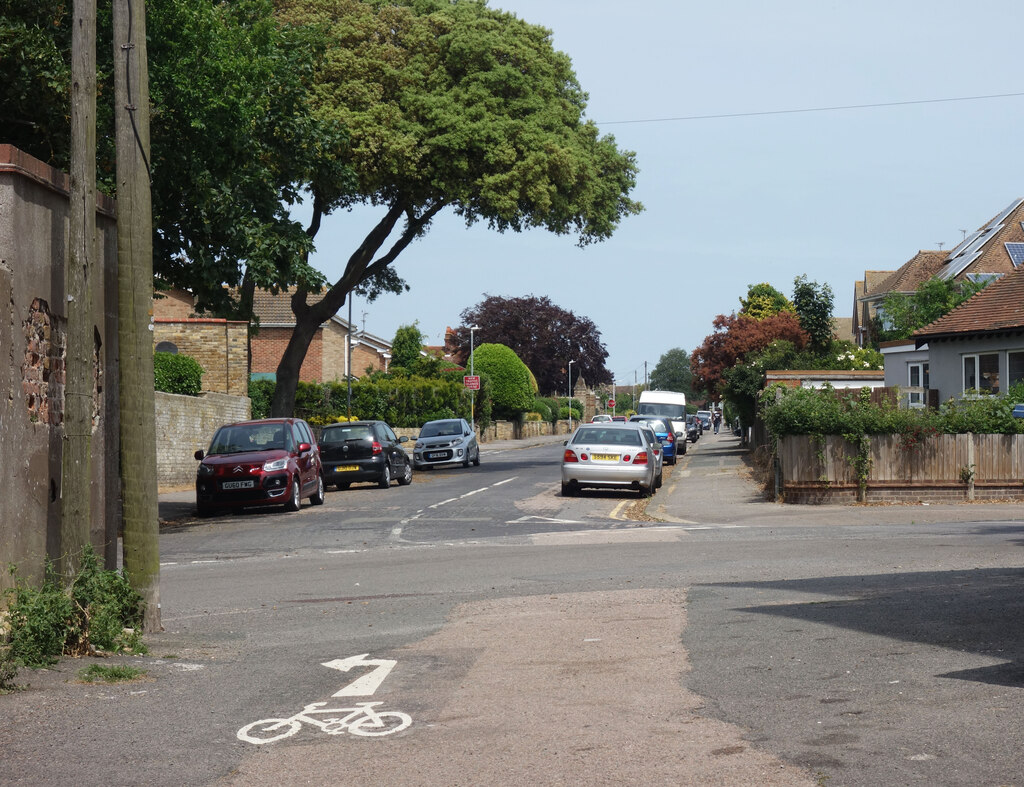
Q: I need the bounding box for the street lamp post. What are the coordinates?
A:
[469,325,479,430]
[567,359,575,432]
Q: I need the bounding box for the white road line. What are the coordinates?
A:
[459,487,488,499]
[430,497,460,508]
[492,477,518,486]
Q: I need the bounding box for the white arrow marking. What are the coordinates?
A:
[321,654,397,697]
[506,515,584,525]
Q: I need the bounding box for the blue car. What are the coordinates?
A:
[628,415,680,465]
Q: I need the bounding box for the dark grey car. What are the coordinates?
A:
[413,418,480,469]
[318,420,413,489]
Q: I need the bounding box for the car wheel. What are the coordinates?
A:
[472,448,480,467]
[680,441,687,455]
[397,459,413,486]
[639,483,653,498]
[196,504,214,518]
[462,453,471,468]
[378,463,391,489]
[656,472,663,489]
[285,478,301,511]
[561,481,576,497]
[310,474,325,506]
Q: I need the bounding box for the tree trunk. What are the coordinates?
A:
[114,0,161,632]
[61,0,97,582]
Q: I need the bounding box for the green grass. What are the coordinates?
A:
[77,664,148,684]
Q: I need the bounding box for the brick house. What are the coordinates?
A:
[250,288,391,383]
[152,288,248,396]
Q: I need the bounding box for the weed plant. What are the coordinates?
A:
[77,664,147,683]
[3,545,146,673]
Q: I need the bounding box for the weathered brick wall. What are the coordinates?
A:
[321,321,348,381]
[155,390,251,489]
[153,319,248,395]
[0,145,120,586]
[251,325,323,382]
[352,341,386,376]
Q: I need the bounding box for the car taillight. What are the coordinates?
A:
[372,441,383,455]
[632,452,648,465]
[665,433,674,444]
[563,449,579,463]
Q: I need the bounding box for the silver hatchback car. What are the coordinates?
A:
[413,418,480,469]
[560,422,659,498]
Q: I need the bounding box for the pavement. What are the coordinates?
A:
[159,429,1024,528]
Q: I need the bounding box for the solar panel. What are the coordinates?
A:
[1006,242,1024,267]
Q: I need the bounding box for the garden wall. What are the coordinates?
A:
[779,433,1024,503]
[155,391,250,489]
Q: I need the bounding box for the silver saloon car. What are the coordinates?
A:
[560,423,658,498]
[413,418,480,469]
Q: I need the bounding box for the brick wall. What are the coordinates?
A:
[155,390,251,489]
[153,289,195,320]
[1,145,120,584]
[251,326,323,382]
[352,341,386,376]
[153,319,248,395]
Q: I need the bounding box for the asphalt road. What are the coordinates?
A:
[2,436,1022,786]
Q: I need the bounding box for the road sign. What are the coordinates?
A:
[464,375,481,390]
[607,398,616,408]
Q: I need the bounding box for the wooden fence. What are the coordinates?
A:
[778,433,1024,504]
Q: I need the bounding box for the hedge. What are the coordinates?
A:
[154,352,203,396]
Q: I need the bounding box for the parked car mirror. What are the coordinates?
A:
[399,435,409,443]
[298,442,311,454]
[194,449,204,460]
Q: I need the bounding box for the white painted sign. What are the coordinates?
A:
[322,653,398,697]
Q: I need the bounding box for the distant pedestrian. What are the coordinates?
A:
[712,411,722,434]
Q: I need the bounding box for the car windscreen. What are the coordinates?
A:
[320,425,374,444]
[209,423,287,455]
[419,420,462,438]
[632,418,668,433]
[572,427,642,446]
[636,403,685,419]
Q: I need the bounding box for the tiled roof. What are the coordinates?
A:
[936,198,1024,281]
[866,250,945,297]
[913,263,1024,339]
[251,288,331,325]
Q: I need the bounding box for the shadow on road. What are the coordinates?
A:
[710,565,1024,687]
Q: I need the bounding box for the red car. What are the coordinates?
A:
[194,418,324,515]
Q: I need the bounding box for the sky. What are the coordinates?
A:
[299,0,1024,390]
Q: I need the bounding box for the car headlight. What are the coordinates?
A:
[263,457,288,472]
[415,441,424,449]
[197,464,213,476]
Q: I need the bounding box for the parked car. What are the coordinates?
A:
[560,422,659,498]
[318,420,412,489]
[629,415,681,464]
[611,415,627,422]
[635,423,664,488]
[696,410,713,432]
[414,418,480,469]
[590,414,613,423]
[637,390,688,444]
[194,417,324,515]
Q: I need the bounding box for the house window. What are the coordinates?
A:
[1009,351,1024,388]
[963,353,999,394]
[155,341,178,354]
[908,362,929,407]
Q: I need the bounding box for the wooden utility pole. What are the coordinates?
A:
[62,0,97,582]
[114,0,160,631]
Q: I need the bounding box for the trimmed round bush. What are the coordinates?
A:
[154,352,203,396]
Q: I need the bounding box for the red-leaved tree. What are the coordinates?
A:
[691,312,808,400]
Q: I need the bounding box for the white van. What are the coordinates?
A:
[637,390,687,454]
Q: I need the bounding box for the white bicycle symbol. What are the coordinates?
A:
[237,700,412,744]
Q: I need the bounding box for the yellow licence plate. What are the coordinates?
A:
[335,465,359,472]
[591,453,619,461]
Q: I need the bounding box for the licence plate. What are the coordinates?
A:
[427,452,447,460]
[591,453,619,461]
[221,480,254,490]
[334,465,359,472]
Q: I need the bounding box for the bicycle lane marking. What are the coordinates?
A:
[237,654,411,744]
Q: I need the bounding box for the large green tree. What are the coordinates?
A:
[390,323,426,369]
[648,348,694,397]
[470,343,533,419]
[0,0,343,316]
[791,274,834,354]
[267,0,641,416]
[739,283,794,320]
[873,277,988,345]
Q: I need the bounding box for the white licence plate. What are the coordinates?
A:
[427,452,447,460]
[221,480,255,490]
